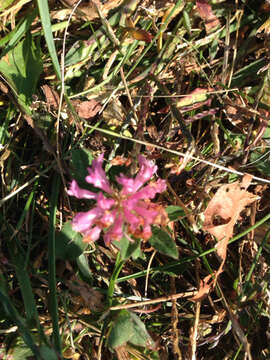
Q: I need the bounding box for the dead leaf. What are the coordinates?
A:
[192,265,224,302]
[60,0,123,21]
[76,100,101,119]
[160,3,185,31]
[0,80,8,94]
[257,18,270,34]
[203,174,258,261]
[66,278,104,312]
[176,88,213,109]
[196,0,220,33]
[103,98,125,126]
[110,156,132,166]
[41,85,59,111]
[124,27,153,42]
[192,274,213,301]
[192,175,258,302]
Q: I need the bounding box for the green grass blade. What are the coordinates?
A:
[48,174,61,354]
[243,227,270,292]
[0,9,37,48]
[117,212,270,283]
[36,0,61,80]
[0,289,42,359]
[107,252,124,307]
[6,185,48,344]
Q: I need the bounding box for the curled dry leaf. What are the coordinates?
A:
[124,28,153,43]
[76,100,102,119]
[41,85,59,111]
[192,274,213,301]
[203,174,258,261]
[192,174,258,302]
[196,0,220,33]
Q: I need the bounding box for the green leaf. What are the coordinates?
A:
[0,290,41,359]
[76,253,93,283]
[249,149,270,177]
[108,310,133,348]
[10,343,33,360]
[71,148,94,186]
[128,312,152,347]
[149,227,178,259]
[55,221,86,260]
[113,237,141,260]
[36,0,61,80]
[0,0,15,11]
[166,205,185,221]
[0,33,42,113]
[0,9,37,48]
[65,40,93,67]
[108,310,152,349]
[39,346,58,360]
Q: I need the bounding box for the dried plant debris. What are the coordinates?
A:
[2,1,270,359]
[193,175,259,301]
[203,174,258,262]
[196,0,220,33]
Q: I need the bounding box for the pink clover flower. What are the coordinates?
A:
[68,154,168,245]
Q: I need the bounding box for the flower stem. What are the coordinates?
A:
[107,252,124,307]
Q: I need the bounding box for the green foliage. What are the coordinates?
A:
[108,310,152,349]
[0,0,15,11]
[149,227,179,259]
[55,221,86,260]
[76,253,93,283]
[108,310,133,348]
[249,149,270,177]
[36,0,61,80]
[166,205,185,220]
[9,343,33,360]
[39,346,59,360]
[113,236,142,260]
[0,290,41,359]
[71,148,94,186]
[2,0,270,358]
[0,33,43,113]
[128,312,153,347]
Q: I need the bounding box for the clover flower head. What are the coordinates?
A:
[68,154,168,245]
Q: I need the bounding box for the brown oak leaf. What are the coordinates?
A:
[192,274,213,301]
[203,174,258,262]
[76,100,101,119]
[192,175,258,302]
[196,0,220,33]
[41,85,60,111]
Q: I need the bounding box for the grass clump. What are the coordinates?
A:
[0,0,270,359]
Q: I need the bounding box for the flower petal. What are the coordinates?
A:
[96,192,115,210]
[123,206,140,229]
[67,180,98,200]
[72,207,102,233]
[97,209,116,228]
[103,213,124,244]
[116,174,136,194]
[128,179,167,201]
[85,154,112,193]
[133,155,157,190]
[129,223,152,240]
[117,156,157,194]
[83,226,102,242]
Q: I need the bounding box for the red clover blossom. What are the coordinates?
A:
[67,154,168,245]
